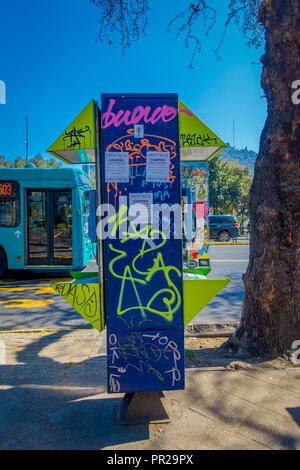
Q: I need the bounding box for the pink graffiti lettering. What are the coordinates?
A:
[101,99,179,129]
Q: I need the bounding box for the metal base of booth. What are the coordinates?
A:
[120,391,171,425]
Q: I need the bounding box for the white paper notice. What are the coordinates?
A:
[146,152,170,183]
[105,152,129,183]
[129,193,153,223]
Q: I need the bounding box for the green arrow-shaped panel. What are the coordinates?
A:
[183,278,231,327]
[47,100,96,164]
[51,278,102,332]
[179,100,227,162]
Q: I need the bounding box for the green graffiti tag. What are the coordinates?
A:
[108,215,182,323]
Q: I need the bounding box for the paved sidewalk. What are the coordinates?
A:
[0,329,299,450]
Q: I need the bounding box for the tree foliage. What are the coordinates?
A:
[209,156,252,224]
[0,153,62,168]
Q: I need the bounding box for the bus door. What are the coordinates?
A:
[27,189,72,266]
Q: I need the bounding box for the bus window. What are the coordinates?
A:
[0,181,20,227]
[82,191,90,238]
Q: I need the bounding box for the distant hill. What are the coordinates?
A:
[220,144,257,176]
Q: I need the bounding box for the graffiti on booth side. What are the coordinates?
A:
[108,331,182,393]
[52,283,100,328]
[181,163,210,270]
[101,99,179,129]
[108,220,182,327]
[101,98,195,129]
[63,125,92,150]
[179,133,217,147]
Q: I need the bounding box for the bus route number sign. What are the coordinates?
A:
[0,182,19,198]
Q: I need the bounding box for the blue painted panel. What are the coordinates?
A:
[100,94,184,393]
[100,94,183,333]
[107,329,185,393]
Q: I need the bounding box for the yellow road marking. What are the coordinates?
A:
[0,299,54,308]
[0,286,55,294]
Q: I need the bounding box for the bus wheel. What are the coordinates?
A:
[0,249,7,279]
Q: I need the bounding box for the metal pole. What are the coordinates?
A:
[233,119,235,148]
[25,117,29,163]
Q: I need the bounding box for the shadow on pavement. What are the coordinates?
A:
[0,331,149,449]
[287,408,300,429]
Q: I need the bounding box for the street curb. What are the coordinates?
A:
[0,325,239,335]
[185,322,239,333]
[210,242,249,245]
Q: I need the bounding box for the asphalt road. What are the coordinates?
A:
[0,268,96,332]
[0,246,249,331]
[193,244,249,326]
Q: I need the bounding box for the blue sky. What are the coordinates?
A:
[0,0,266,161]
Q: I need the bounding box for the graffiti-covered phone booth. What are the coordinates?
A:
[49,94,230,424]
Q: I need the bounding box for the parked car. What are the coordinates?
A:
[208,215,240,242]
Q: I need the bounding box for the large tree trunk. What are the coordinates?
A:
[229,0,300,358]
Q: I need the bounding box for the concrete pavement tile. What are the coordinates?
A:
[0,376,28,387]
[84,357,106,365]
[0,365,8,378]
[6,384,104,417]
[60,364,86,376]
[223,433,272,450]
[0,386,22,407]
[188,388,256,429]
[0,394,43,441]
[185,370,224,390]
[237,368,287,385]
[237,406,300,450]
[82,363,106,373]
[49,394,149,449]
[0,364,45,379]
[260,387,300,422]
[166,373,222,409]
[43,364,70,377]
[0,417,77,450]
[277,369,300,395]
[58,373,107,389]
[131,409,234,451]
[208,370,274,404]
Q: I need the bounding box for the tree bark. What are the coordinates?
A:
[229,0,300,357]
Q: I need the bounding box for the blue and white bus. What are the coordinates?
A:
[0,166,95,277]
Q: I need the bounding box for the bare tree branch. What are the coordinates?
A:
[214,0,264,61]
[167,1,217,68]
[90,0,150,51]
[91,0,264,66]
